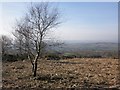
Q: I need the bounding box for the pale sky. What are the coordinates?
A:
[0,2,118,42]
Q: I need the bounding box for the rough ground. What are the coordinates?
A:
[2,58,120,89]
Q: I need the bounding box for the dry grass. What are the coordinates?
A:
[2,58,120,89]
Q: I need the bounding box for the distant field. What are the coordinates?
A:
[48,42,118,59]
[2,58,120,89]
[53,42,118,51]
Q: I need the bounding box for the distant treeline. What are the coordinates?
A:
[2,50,118,62]
[45,51,118,60]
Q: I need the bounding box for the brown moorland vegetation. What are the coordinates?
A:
[2,58,120,89]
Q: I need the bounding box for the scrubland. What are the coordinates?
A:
[2,58,120,89]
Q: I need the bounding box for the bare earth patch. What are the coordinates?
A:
[2,58,120,89]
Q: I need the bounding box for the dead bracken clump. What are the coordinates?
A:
[2,58,120,89]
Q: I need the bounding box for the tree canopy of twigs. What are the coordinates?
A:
[13,2,61,77]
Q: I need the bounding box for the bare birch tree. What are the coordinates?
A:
[14,2,61,77]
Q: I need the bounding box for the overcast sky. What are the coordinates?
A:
[0,2,118,42]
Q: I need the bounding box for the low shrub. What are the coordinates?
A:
[2,54,18,62]
[45,53,61,60]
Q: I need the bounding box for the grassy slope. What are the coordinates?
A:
[2,58,119,89]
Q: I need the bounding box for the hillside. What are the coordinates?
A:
[3,58,120,89]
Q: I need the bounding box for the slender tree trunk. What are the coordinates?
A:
[32,64,34,72]
[32,54,39,77]
[33,61,37,77]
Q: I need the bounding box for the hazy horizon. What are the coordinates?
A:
[0,2,118,42]
[62,40,118,43]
